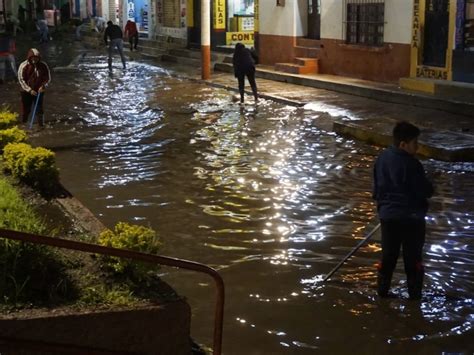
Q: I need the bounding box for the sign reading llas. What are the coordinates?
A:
[226,32,255,45]
[214,0,225,29]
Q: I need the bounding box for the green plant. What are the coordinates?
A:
[0,177,77,306]
[98,222,162,277]
[0,110,18,130]
[0,127,27,151]
[79,284,138,307]
[2,143,60,194]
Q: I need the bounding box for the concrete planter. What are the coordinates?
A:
[0,301,192,354]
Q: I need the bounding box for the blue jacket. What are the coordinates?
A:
[373,146,433,220]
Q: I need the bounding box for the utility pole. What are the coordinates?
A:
[201,0,210,80]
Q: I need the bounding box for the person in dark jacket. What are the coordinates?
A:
[373,121,434,300]
[17,48,51,126]
[104,21,126,70]
[232,42,258,104]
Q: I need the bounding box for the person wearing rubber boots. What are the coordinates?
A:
[372,121,434,300]
[18,48,51,127]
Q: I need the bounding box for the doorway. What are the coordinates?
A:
[189,0,201,46]
[308,0,320,39]
[423,0,449,67]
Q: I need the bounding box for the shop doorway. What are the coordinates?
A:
[308,0,320,39]
[423,0,449,67]
[188,0,201,46]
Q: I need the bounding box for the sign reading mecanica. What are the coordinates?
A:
[214,0,225,29]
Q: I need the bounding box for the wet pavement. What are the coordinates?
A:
[1,38,473,354]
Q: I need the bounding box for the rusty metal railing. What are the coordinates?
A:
[0,228,225,355]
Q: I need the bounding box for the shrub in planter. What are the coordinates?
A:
[0,177,77,306]
[2,143,60,193]
[98,222,162,277]
[0,127,27,151]
[0,111,18,130]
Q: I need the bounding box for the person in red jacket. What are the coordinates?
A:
[17,48,51,126]
[124,20,139,51]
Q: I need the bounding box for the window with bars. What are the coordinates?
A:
[344,0,385,46]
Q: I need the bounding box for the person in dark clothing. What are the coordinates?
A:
[0,32,17,83]
[124,20,138,51]
[17,48,51,126]
[104,21,126,70]
[18,5,26,28]
[232,42,258,104]
[372,121,434,300]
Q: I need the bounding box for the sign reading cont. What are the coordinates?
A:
[226,32,255,45]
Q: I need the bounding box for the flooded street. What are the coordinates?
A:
[1,44,473,354]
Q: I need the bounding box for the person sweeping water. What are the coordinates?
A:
[232,43,258,105]
[373,121,434,300]
[17,48,51,127]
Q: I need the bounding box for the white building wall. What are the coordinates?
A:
[384,0,413,44]
[260,0,306,37]
[321,0,343,40]
[321,0,413,44]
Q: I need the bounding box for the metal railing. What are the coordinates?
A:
[0,228,225,355]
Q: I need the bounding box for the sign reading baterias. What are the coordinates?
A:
[214,0,225,29]
[226,32,254,45]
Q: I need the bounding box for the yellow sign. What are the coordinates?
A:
[411,0,420,49]
[416,66,448,80]
[187,0,193,27]
[214,0,225,30]
[226,32,254,45]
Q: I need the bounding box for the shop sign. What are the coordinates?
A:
[455,0,465,48]
[43,10,59,26]
[254,0,259,32]
[187,0,193,27]
[157,0,163,25]
[226,32,254,45]
[127,0,135,20]
[214,0,225,29]
[412,0,420,48]
[241,17,254,31]
[416,66,448,80]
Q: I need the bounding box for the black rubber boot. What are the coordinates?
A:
[377,271,392,297]
[407,263,424,300]
[376,263,392,297]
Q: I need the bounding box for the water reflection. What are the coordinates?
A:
[13,51,473,354]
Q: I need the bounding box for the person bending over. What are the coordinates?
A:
[104,21,126,70]
[232,42,258,104]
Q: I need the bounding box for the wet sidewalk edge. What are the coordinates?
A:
[214,63,474,119]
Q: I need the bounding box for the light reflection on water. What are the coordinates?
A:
[19,55,474,354]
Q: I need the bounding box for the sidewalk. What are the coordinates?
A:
[136,44,473,161]
[199,69,474,162]
[214,63,474,118]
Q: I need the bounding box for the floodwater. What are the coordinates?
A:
[1,44,473,354]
